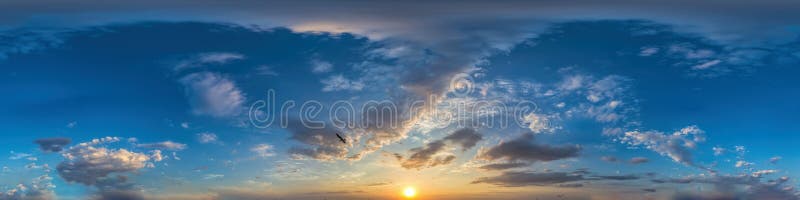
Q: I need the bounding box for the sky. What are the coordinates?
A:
[1,1,800,200]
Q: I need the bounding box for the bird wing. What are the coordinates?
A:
[336,133,346,143]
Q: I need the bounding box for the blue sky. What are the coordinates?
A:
[1,1,800,200]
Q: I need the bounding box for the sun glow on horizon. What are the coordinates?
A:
[403,186,417,198]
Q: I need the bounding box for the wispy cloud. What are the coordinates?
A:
[136,141,187,151]
[174,52,244,71]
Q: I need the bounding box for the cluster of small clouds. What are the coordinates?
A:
[311,59,367,92]
[1,136,188,200]
[53,137,159,200]
[320,75,364,92]
[639,42,781,77]
[0,174,55,200]
[655,173,799,200]
[563,74,635,124]
[0,30,64,60]
[647,142,797,199]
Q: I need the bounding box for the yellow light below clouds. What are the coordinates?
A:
[403,187,416,198]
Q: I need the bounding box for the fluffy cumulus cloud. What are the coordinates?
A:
[33,137,71,153]
[52,137,163,200]
[57,138,151,185]
[179,72,246,118]
[477,133,581,170]
[399,128,482,170]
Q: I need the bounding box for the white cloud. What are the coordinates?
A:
[621,125,707,169]
[180,122,189,129]
[174,52,244,71]
[197,132,218,144]
[179,72,246,117]
[639,47,659,56]
[752,170,778,178]
[558,75,586,91]
[310,59,333,73]
[58,138,152,185]
[8,151,33,160]
[320,75,364,92]
[255,65,279,76]
[523,113,555,134]
[136,141,187,151]
[66,121,77,128]
[736,160,753,168]
[0,174,55,200]
[669,44,716,59]
[691,59,722,70]
[712,146,726,156]
[150,150,164,162]
[734,146,747,154]
[770,156,782,164]
[251,144,275,157]
[203,174,225,180]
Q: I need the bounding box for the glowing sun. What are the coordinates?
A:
[403,186,417,198]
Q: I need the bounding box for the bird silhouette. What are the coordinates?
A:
[335,133,346,144]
